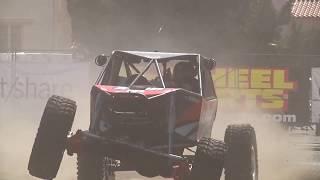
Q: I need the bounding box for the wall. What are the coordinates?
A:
[0,0,71,51]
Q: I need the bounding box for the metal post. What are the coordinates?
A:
[198,55,203,96]
[52,0,56,50]
[168,94,176,155]
[7,24,11,52]
[8,24,16,86]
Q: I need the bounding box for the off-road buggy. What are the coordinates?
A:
[28,51,258,180]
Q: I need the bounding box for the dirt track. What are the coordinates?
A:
[1,127,320,180]
[1,100,320,180]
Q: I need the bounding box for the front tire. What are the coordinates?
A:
[189,137,226,180]
[224,124,258,180]
[28,95,76,179]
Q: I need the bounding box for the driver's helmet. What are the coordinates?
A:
[173,62,197,83]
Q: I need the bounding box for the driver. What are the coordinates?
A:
[172,62,199,92]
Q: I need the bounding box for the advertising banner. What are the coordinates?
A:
[213,67,298,123]
[213,54,317,126]
[0,53,91,120]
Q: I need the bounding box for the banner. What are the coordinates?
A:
[213,67,298,124]
[0,53,91,118]
[214,68,297,111]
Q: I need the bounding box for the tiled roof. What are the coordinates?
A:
[291,0,320,18]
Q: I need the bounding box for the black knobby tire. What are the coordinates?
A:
[189,137,227,180]
[77,152,116,180]
[28,95,76,179]
[224,124,258,180]
[136,166,159,178]
[136,154,161,178]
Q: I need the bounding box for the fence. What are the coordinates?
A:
[1,52,320,127]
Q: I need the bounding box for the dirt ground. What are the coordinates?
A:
[1,99,320,180]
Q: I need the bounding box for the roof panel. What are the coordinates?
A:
[291,0,320,18]
[115,50,200,59]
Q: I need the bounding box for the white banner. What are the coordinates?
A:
[0,62,90,102]
[312,68,320,123]
[312,68,320,100]
[312,102,320,123]
[0,53,92,122]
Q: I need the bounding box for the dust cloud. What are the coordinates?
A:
[1,94,319,180]
[2,1,315,180]
[0,103,44,180]
[213,100,320,180]
[0,92,91,180]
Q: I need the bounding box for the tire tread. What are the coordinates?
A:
[28,95,76,179]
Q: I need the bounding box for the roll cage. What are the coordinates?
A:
[96,51,216,97]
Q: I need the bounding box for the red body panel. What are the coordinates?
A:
[95,85,179,97]
[92,84,208,142]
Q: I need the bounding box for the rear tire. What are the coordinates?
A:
[28,95,76,179]
[224,124,258,180]
[136,168,159,178]
[136,156,159,178]
[77,151,115,180]
[189,137,226,180]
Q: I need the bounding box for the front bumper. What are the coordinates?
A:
[66,130,188,162]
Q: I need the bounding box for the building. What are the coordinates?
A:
[291,0,320,30]
[0,0,71,52]
[279,0,320,53]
